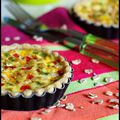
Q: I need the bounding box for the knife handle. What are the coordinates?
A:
[61,37,82,51]
[80,42,119,70]
[61,35,119,70]
[83,34,119,56]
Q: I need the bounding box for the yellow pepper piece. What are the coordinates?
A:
[45,56,51,63]
[6,72,11,78]
[20,50,27,56]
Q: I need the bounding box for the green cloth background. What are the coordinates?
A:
[15,0,59,5]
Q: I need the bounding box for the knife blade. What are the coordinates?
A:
[4,17,84,42]
[4,17,84,48]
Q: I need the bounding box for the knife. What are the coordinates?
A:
[4,17,119,54]
[4,17,119,69]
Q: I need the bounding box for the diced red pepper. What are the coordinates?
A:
[53,61,57,64]
[57,59,61,63]
[13,53,19,58]
[20,85,31,91]
[4,66,16,69]
[53,59,61,64]
[9,66,16,69]
[26,74,34,79]
[58,70,64,75]
[26,56,31,62]
[4,66,9,69]
[1,83,4,86]
[21,67,32,70]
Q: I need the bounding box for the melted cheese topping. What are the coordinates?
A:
[1,48,65,93]
[74,0,119,26]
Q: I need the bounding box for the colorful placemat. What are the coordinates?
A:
[1,7,119,120]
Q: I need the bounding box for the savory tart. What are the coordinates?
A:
[1,44,72,98]
[73,0,119,27]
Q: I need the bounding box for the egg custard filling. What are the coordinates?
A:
[73,0,119,27]
[1,44,71,96]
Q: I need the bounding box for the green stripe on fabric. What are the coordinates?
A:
[97,114,119,120]
[65,71,119,95]
[45,45,70,51]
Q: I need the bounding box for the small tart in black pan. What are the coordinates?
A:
[70,0,119,39]
[1,43,72,111]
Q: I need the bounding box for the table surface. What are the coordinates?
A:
[1,5,119,120]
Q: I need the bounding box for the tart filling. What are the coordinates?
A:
[1,44,72,97]
[73,0,119,27]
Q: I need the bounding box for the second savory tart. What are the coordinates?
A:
[73,0,119,27]
[71,0,119,39]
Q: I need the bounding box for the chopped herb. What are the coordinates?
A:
[6,83,13,86]
[4,52,10,57]
[33,51,39,54]
[36,81,42,85]
[9,57,16,61]
[41,53,47,57]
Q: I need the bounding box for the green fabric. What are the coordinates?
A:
[46,45,70,51]
[97,114,119,120]
[15,0,59,5]
[65,71,118,95]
